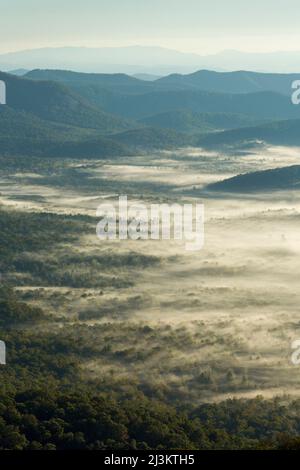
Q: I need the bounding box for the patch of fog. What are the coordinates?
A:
[200,388,300,403]
[89,163,210,187]
[0,197,42,212]
[12,172,43,179]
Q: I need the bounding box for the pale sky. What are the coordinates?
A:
[1,0,300,55]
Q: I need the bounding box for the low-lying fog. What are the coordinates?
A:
[2,144,300,403]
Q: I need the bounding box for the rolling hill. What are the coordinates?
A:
[0,106,133,158]
[0,71,195,157]
[25,69,153,95]
[29,68,299,97]
[0,106,97,141]
[198,119,300,147]
[141,110,264,134]
[24,69,300,125]
[93,89,300,121]
[205,165,300,193]
[0,71,135,133]
[156,70,298,95]
[25,69,154,112]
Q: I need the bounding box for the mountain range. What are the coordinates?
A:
[26,68,298,96]
[1,67,300,159]
[2,47,300,74]
[24,69,300,121]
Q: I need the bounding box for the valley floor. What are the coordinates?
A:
[1,145,300,406]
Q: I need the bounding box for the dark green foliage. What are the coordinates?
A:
[0,105,134,159]
[0,383,300,449]
[0,389,196,450]
[0,71,134,133]
[0,278,300,450]
[0,208,92,268]
[0,286,44,327]
[112,127,192,150]
[141,109,263,134]
[0,208,160,288]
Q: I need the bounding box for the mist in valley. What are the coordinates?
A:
[1,144,300,406]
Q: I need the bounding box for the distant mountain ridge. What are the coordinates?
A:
[2,46,300,73]
[2,67,300,159]
[26,68,299,96]
[25,69,154,96]
[24,69,300,124]
[0,46,203,75]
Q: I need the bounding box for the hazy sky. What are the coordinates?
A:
[1,0,300,54]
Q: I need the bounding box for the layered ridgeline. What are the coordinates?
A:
[27,68,298,95]
[25,69,300,121]
[4,46,300,73]
[0,71,198,157]
[1,68,300,158]
[0,70,139,158]
[24,69,300,149]
[206,165,300,193]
